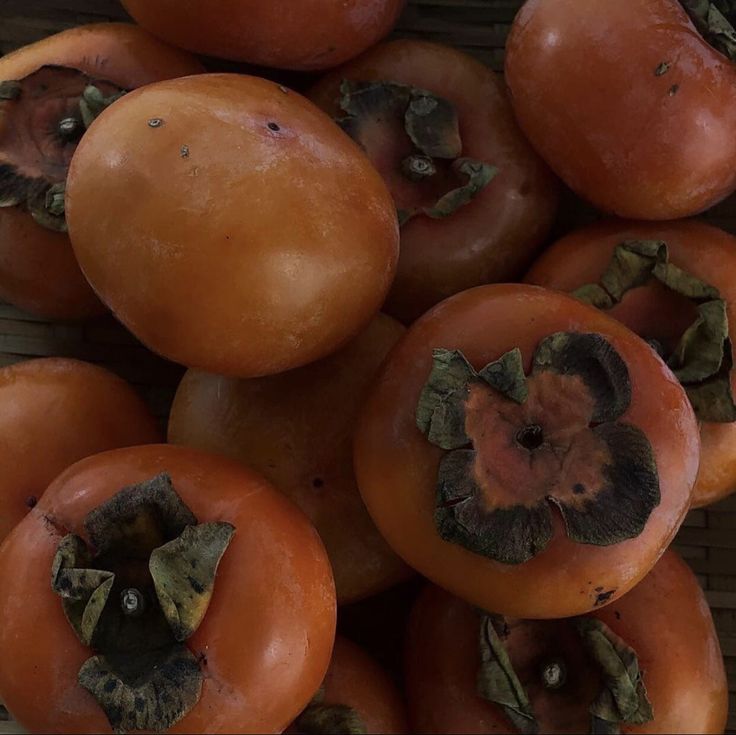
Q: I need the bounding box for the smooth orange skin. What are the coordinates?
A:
[405,552,728,734]
[0,444,336,734]
[121,0,406,71]
[0,357,160,544]
[310,40,559,323]
[66,73,399,378]
[168,314,412,604]
[289,636,408,734]
[0,23,204,319]
[505,0,736,220]
[525,219,736,508]
[354,284,699,619]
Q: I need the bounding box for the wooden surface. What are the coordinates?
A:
[2,0,736,731]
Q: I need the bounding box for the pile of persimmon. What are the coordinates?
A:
[0,0,735,733]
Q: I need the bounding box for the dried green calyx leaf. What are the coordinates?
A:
[478,616,538,734]
[0,65,125,232]
[51,473,235,734]
[338,79,496,225]
[150,521,235,641]
[417,333,660,566]
[573,239,736,423]
[51,534,115,647]
[294,704,368,735]
[576,617,654,732]
[681,0,736,61]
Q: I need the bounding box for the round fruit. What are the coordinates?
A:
[66,73,399,377]
[0,23,203,318]
[354,284,699,618]
[505,0,736,220]
[290,636,408,734]
[310,40,559,323]
[405,551,727,734]
[0,444,336,733]
[120,0,406,70]
[0,357,160,544]
[526,218,736,508]
[168,314,411,604]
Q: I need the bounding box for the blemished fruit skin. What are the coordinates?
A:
[0,357,160,544]
[0,23,204,319]
[120,0,407,70]
[505,0,736,220]
[66,73,400,378]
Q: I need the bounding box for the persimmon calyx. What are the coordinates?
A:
[416,333,660,565]
[50,473,235,734]
[573,239,736,422]
[478,615,654,734]
[293,686,368,735]
[681,1,736,61]
[337,79,497,226]
[0,65,126,233]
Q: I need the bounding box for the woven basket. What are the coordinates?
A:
[1,0,736,731]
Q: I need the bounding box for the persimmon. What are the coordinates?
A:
[505,0,736,220]
[66,73,399,377]
[405,551,728,734]
[120,0,406,71]
[289,636,408,734]
[354,284,699,619]
[0,357,160,544]
[309,40,559,323]
[0,444,336,734]
[0,23,203,319]
[168,314,411,604]
[526,218,736,508]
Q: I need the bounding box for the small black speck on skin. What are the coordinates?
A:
[148,118,164,128]
[25,495,37,508]
[669,84,680,96]
[312,477,324,489]
[573,483,586,495]
[180,145,189,158]
[595,586,604,593]
[655,61,670,76]
[614,610,621,620]
[267,121,281,132]
[595,589,615,607]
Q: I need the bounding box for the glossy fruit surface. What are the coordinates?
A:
[505,0,736,219]
[310,40,559,323]
[121,0,407,70]
[354,284,699,618]
[66,73,399,377]
[0,357,160,544]
[0,23,203,318]
[526,218,736,508]
[169,314,411,603]
[405,551,728,734]
[0,444,336,733]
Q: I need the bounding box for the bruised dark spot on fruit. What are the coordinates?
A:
[417,333,660,565]
[573,239,736,423]
[669,84,680,95]
[595,590,615,607]
[50,475,233,732]
[312,477,325,489]
[595,586,604,593]
[25,495,37,508]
